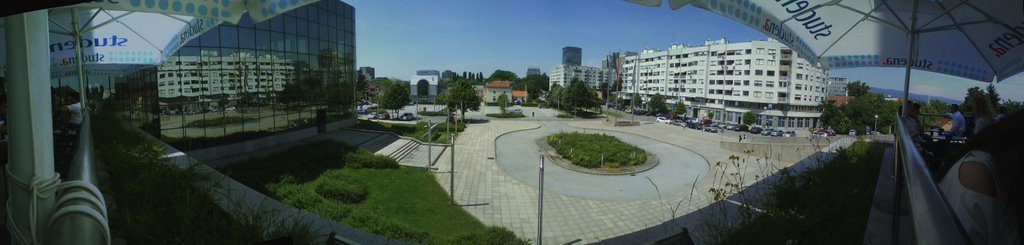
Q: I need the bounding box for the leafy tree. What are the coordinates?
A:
[562,77,600,114]
[847,80,870,97]
[842,93,898,133]
[356,74,368,99]
[612,78,623,92]
[920,99,949,125]
[631,93,643,109]
[548,84,563,109]
[961,86,987,114]
[742,111,756,125]
[496,93,510,114]
[279,77,323,103]
[674,99,687,117]
[516,74,549,100]
[986,84,1000,108]
[379,82,410,115]
[445,79,482,120]
[1004,100,1023,114]
[487,70,518,82]
[648,93,668,114]
[819,100,848,130]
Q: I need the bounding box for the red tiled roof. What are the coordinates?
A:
[512,90,528,97]
[485,80,511,88]
[828,96,852,106]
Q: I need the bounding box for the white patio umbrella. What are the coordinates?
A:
[625,0,1024,244]
[4,1,317,244]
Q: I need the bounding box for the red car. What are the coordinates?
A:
[377,112,390,120]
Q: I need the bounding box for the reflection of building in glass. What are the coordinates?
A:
[359,66,375,80]
[410,70,439,100]
[157,51,294,109]
[112,0,356,143]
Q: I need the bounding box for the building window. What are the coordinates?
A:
[767,70,775,76]
[756,59,764,65]
[757,48,765,54]
[754,91,762,97]
[755,70,764,76]
[766,81,775,87]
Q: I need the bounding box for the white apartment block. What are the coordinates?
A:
[826,76,849,97]
[157,50,294,101]
[550,64,613,88]
[620,38,829,130]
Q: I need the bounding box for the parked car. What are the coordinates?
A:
[749,127,763,134]
[510,109,523,114]
[782,131,795,137]
[378,112,390,120]
[357,108,368,114]
[703,126,719,133]
[225,106,237,111]
[761,129,772,136]
[656,117,671,124]
[368,112,379,119]
[769,130,784,137]
[736,125,749,132]
[848,129,857,136]
[399,113,415,121]
[670,119,685,126]
[655,112,668,118]
[538,104,546,109]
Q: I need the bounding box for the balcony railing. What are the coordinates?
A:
[48,114,112,244]
[892,113,969,244]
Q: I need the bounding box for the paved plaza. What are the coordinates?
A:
[425,115,854,244]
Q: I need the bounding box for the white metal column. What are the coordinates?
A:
[5,10,59,245]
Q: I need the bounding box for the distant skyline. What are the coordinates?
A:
[349,0,1024,102]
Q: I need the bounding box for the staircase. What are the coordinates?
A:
[387,140,419,162]
[358,134,399,153]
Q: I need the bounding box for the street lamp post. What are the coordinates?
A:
[874,114,879,134]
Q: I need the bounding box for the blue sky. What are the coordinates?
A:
[348,0,1024,102]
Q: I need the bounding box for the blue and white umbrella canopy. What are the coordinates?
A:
[627,0,1024,83]
[1,0,318,79]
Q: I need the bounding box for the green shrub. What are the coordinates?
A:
[184,116,251,127]
[417,110,448,116]
[316,176,369,204]
[267,175,323,209]
[453,227,531,245]
[556,113,574,119]
[164,130,274,150]
[547,132,647,168]
[345,149,400,169]
[486,112,526,118]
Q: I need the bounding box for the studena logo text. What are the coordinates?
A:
[772,0,834,40]
[49,35,128,53]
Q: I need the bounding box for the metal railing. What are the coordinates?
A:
[48,114,112,245]
[892,113,969,244]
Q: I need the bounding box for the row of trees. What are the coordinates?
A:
[547,77,601,115]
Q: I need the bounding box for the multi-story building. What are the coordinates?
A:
[526,67,541,76]
[549,64,613,89]
[620,38,829,130]
[442,70,457,81]
[359,66,375,80]
[826,76,849,97]
[562,46,581,66]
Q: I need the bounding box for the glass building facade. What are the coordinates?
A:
[107,0,356,148]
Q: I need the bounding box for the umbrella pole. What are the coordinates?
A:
[71,8,88,111]
[894,0,919,244]
[5,10,59,244]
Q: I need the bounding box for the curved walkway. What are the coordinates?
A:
[494,122,708,201]
[431,121,732,244]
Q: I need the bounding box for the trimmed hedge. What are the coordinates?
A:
[316,174,369,204]
[345,149,400,169]
[485,112,526,118]
[547,132,647,168]
[556,113,574,119]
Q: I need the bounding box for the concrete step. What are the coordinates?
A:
[359,134,397,153]
[390,141,420,161]
[375,139,411,156]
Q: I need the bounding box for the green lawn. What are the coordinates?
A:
[716,141,884,244]
[352,119,464,144]
[221,140,526,244]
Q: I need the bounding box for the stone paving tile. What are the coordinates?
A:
[429,120,847,244]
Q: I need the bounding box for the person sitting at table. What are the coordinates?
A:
[901,102,938,168]
[970,96,997,137]
[944,104,967,137]
[936,111,1022,244]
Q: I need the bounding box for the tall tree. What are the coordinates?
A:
[548,84,563,109]
[921,99,949,125]
[379,82,410,116]
[356,74,368,99]
[674,99,687,118]
[742,111,756,125]
[445,79,482,120]
[477,72,484,81]
[598,82,610,101]
[563,77,600,113]
[847,80,870,97]
[819,100,848,130]
[648,93,668,114]
[986,84,1000,108]
[488,69,518,82]
[497,93,510,114]
[961,86,987,113]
